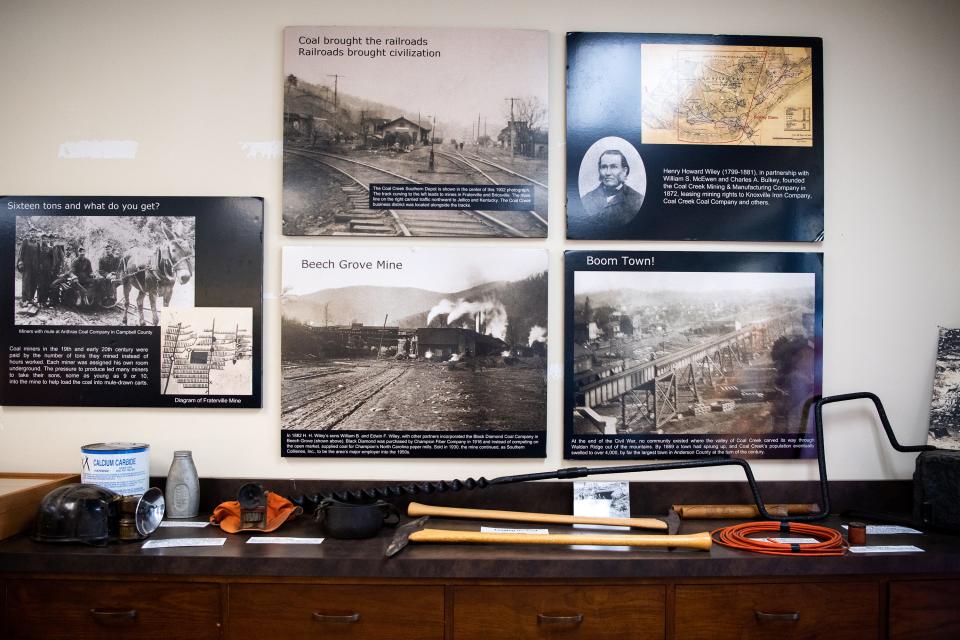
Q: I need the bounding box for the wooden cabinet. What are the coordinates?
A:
[4,578,221,640]
[4,575,960,639]
[226,584,444,640]
[674,582,879,640]
[452,585,665,640]
[889,579,960,640]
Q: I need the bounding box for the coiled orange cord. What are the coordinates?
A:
[712,521,847,556]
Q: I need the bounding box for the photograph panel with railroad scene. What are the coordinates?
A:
[14,215,195,326]
[282,26,548,238]
[565,251,823,460]
[281,246,548,457]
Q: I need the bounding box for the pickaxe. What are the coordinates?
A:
[385,516,711,557]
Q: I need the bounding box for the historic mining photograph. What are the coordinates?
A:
[14,216,195,326]
[282,27,548,238]
[281,247,548,433]
[571,269,818,437]
[928,327,960,449]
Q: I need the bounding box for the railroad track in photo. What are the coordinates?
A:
[286,146,540,238]
[432,149,548,232]
[282,360,412,429]
[436,149,548,225]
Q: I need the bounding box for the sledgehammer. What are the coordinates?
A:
[385,516,712,557]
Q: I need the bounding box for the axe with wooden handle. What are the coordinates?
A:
[385,517,712,557]
[406,502,667,530]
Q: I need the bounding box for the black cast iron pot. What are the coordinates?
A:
[315,498,400,539]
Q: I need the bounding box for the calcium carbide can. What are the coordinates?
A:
[81,442,150,496]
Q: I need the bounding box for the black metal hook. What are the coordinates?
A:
[292,392,925,523]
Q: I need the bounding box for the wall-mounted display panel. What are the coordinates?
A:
[566,33,823,241]
[283,26,549,238]
[1,196,263,408]
[565,250,823,459]
[282,246,548,457]
[928,327,960,449]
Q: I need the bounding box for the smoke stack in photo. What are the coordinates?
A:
[427,299,454,326]
[427,298,508,341]
[528,325,547,347]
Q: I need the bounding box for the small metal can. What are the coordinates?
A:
[847,521,867,546]
[81,442,150,496]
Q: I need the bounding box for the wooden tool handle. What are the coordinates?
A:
[407,502,667,531]
[671,504,819,519]
[408,528,712,551]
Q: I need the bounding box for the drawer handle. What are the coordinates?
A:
[755,610,800,623]
[89,608,138,623]
[312,612,361,623]
[537,613,584,626]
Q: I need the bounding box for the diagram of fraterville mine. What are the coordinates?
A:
[160,308,253,396]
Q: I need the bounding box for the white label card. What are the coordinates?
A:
[840,524,922,535]
[142,538,227,549]
[246,537,325,545]
[159,521,210,528]
[847,545,924,554]
[480,527,549,535]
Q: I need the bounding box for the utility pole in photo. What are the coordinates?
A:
[427,114,436,172]
[377,314,388,360]
[328,74,344,142]
[505,97,517,161]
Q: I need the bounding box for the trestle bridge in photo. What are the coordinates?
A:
[575,316,793,433]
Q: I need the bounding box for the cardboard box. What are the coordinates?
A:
[0,473,80,541]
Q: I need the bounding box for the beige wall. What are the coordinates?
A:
[1,0,958,484]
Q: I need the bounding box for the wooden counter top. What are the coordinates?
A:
[3,512,960,580]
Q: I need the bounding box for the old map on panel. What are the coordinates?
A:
[642,44,813,146]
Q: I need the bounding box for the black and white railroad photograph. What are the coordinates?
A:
[281,247,547,456]
[928,327,960,449]
[14,216,195,326]
[282,27,548,238]
[566,251,822,458]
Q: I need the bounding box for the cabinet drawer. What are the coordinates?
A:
[453,585,665,640]
[227,584,444,640]
[890,579,960,639]
[5,579,221,640]
[675,582,878,640]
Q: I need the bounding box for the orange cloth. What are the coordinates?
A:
[210,491,303,533]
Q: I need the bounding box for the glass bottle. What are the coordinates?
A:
[164,450,199,518]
